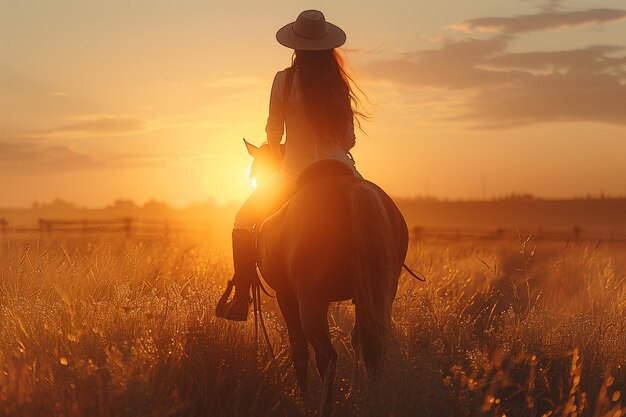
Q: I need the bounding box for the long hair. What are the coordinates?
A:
[289,49,368,148]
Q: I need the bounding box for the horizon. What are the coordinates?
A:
[1,191,626,211]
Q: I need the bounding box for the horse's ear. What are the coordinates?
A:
[243,138,259,157]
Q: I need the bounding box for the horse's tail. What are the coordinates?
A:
[348,181,399,372]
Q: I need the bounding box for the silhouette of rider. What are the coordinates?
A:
[217,10,365,321]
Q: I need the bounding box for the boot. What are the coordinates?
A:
[215,228,257,321]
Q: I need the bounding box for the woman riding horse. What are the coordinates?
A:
[216,10,365,321]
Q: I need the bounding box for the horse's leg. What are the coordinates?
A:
[350,305,360,361]
[350,305,364,388]
[300,302,336,417]
[276,291,309,399]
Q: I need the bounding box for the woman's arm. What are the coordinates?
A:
[265,71,285,164]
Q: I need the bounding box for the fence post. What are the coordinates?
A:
[164,219,170,238]
[123,218,133,237]
[39,219,51,236]
[0,218,6,239]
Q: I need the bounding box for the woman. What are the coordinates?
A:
[217,10,365,321]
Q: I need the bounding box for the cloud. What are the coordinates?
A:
[33,115,147,138]
[48,91,69,97]
[455,70,626,129]
[366,37,518,90]
[0,141,99,173]
[485,45,626,72]
[152,114,227,130]
[365,37,626,128]
[28,113,224,139]
[205,76,265,89]
[0,140,220,174]
[450,8,626,33]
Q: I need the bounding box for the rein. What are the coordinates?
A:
[252,271,276,360]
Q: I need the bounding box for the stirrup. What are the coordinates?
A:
[215,280,250,321]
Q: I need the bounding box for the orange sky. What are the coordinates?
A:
[1,0,625,207]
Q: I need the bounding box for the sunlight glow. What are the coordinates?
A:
[247,164,257,190]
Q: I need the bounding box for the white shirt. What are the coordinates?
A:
[265,69,358,182]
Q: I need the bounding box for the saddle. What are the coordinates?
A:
[296,159,355,190]
[256,160,356,234]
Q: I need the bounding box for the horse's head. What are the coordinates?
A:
[244,138,284,188]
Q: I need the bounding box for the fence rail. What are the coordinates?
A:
[0,218,205,237]
[1,218,626,244]
[410,226,626,244]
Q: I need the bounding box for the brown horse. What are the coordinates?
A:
[245,141,408,416]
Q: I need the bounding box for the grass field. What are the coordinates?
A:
[1,234,624,417]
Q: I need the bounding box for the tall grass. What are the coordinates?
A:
[0,235,624,416]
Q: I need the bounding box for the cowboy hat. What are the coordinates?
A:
[276,10,346,51]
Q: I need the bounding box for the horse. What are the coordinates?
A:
[240,139,408,416]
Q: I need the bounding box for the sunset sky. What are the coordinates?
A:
[2,0,626,207]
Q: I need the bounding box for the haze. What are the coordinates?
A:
[1,0,625,207]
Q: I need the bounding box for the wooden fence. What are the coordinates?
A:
[1,218,626,244]
[0,218,202,237]
[410,226,626,244]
